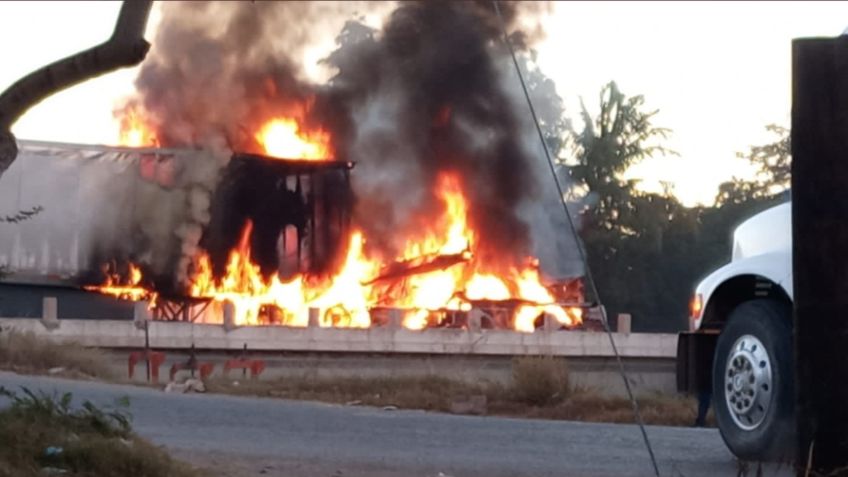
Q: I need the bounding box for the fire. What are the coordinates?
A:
[189,221,377,327]
[103,108,582,332]
[466,274,511,301]
[85,263,157,304]
[256,118,331,160]
[118,106,158,147]
[382,175,581,331]
[514,268,582,332]
[185,172,582,332]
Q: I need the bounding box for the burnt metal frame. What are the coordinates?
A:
[153,297,211,322]
[223,153,354,277]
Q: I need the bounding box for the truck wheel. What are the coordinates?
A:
[712,299,795,461]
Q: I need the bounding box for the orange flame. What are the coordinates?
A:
[514,268,581,332]
[188,221,377,327]
[256,118,331,160]
[186,172,582,332]
[85,263,157,304]
[118,106,158,147]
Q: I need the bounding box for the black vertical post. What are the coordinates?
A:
[322,175,332,270]
[309,172,316,271]
[188,343,197,378]
[296,174,303,271]
[792,36,848,473]
[242,342,248,379]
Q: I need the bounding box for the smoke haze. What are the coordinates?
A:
[121,0,582,283]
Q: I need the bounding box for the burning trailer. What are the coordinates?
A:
[0,139,584,332]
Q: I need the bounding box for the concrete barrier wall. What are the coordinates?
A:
[0,317,677,358]
[0,318,681,396]
[101,350,677,397]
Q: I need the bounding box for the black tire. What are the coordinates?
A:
[712,299,795,461]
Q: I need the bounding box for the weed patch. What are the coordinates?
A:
[0,328,113,379]
[0,386,197,477]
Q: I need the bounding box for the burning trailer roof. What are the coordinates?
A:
[0,140,354,291]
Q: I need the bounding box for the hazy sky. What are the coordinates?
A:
[2,1,847,206]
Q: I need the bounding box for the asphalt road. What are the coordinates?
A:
[0,371,766,477]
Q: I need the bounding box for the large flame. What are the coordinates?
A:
[189,220,378,327]
[255,118,331,160]
[185,172,582,332]
[118,106,158,147]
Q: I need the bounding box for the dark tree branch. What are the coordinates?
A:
[0,0,153,176]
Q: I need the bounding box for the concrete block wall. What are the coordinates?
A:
[0,316,676,358]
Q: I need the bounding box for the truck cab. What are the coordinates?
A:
[677,200,795,460]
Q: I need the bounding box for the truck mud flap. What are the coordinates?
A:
[676,331,719,394]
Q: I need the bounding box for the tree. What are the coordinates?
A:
[0,1,153,178]
[567,86,796,331]
[566,81,692,330]
[715,124,790,206]
[740,124,790,192]
[517,52,572,161]
[567,82,674,233]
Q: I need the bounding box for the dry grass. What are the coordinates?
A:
[0,386,198,477]
[206,374,482,411]
[510,356,571,406]
[0,328,114,379]
[206,356,712,428]
[490,389,707,427]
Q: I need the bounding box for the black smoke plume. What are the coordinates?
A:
[124,1,579,284]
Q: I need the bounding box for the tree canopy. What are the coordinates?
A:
[561,83,788,331]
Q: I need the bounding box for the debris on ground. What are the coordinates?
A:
[164,378,207,394]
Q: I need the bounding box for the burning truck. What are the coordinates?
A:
[0,137,583,332]
[0,2,587,332]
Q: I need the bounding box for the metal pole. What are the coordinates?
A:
[242,342,248,378]
[144,318,150,382]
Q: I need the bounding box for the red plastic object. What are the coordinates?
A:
[128,351,166,383]
[223,359,266,378]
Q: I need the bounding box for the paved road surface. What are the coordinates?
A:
[0,372,765,477]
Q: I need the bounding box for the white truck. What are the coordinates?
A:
[677,199,795,460]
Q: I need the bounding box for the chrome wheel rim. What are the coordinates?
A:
[724,334,772,431]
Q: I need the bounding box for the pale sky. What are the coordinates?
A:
[2,1,847,206]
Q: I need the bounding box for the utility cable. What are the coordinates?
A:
[491,2,661,475]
